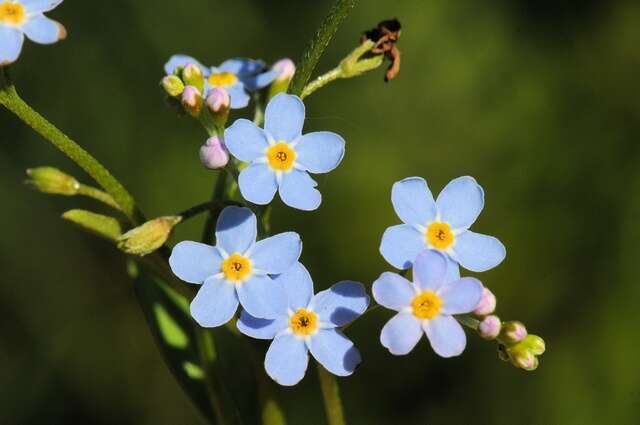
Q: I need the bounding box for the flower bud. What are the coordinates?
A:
[117,216,182,256]
[62,209,122,241]
[161,75,185,97]
[182,63,205,93]
[500,321,528,344]
[206,88,230,114]
[199,136,229,170]
[478,315,501,340]
[273,58,296,83]
[507,345,539,371]
[474,287,497,316]
[521,334,546,356]
[25,167,80,196]
[181,85,203,117]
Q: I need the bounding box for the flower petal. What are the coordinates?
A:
[265,333,309,386]
[0,27,24,65]
[274,262,314,310]
[237,310,288,340]
[412,250,448,291]
[295,132,345,174]
[391,177,437,226]
[264,93,305,142]
[424,315,466,358]
[226,83,250,109]
[278,169,321,211]
[215,206,257,255]
[218,58,264,76]
[242,69,279,91]
[190,278,238,327]
[444,257,461,283]
[22,0,63,13]
[438,277,483,315]
[310,281,369,328]
[380,313,423,355]
[164,54,207,75]
[238,163,277,205]
[379,224,426,269]
[224,118,269,162]
[169,241,222,284]
[308,329,361,377]
[436,176,484,230]
[236,274,285,319]
[372,272,414,311]
[452,231,506,272]
[250,232,302,274]
[22,14,63,44]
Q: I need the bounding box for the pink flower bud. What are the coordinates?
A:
[273,58,296,82]
[474,287,497,316]
[478,315,501,340]
[181,85,202,116]
[199,136,229,170]
[500,321,528,344]
[206,88,230,113]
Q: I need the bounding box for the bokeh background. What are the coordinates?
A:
[1,0,639,424]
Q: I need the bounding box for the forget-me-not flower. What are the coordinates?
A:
[380,176,506,273]
[0,0,66,65]
[169,206,301,327]
[225,93,346,211]
[373,250,483,357]
[237,262,369,386]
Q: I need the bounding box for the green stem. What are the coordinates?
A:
[288,0,359,96]
[179,199,244,221]
[456,314,480,331]
[317,364,346,425]
[77,184,122,211]
[0,68,142,224]
[301,67,342,99]
[202,171,228,244]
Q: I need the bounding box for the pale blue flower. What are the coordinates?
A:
[225,93,346,210]
[380,176,506,273]
[372,250,483,357]
[237,262,369,386]
[0,0,66,66]
[169,206,301,327]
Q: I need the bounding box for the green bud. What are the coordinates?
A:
[117,216,182,256]
[162,75,185,97]
[521,334,546,356]
[339,40,384,78]
[26,167,80,196]
[182,63,205,94]
[507,344,539,371]
[500,321,528,345]
[62,209,122,241]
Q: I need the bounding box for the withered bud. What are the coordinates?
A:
[361,18,402,82]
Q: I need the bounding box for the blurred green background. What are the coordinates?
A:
[1,0,639,424]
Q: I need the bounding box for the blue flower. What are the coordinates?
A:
[372,250,483,357]
[380,176,506,273]
[237,262,369,386]
[0,0,66,66]
[225,93,346,211]
[169,206,301,327]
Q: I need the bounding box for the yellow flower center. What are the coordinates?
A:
[266,142,296,171]
[208,72,238,87]
[289,309,318,336]
[0,2,26,25]
[426,221,454,250]
[411,291,443,319]
[221,253,252,282]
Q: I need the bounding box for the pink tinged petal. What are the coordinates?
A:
[452,231,506,272]
[380,313,423,355]
[278,169,321,211]
[308,329,361,376]
[22,14,65,44]
[0,27,24,65]
[435,176,484,230]
[294,131,345,174]
[169,241,222,284]
[265,334,309,386]
[412,250,448,291]
[438,277,484,315]
[372,272,414,311]
[22,0,63,13]
[424,315,467,358]
[391,177,437,226]
[264,93,305,141]
[190,278,239,328]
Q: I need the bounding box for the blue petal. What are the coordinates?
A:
[190,277,239,327]
[164,54,207,75]
[444,256,461,283]
[264,93,305,142]
[226,83,250,109]
[438,277,483,315]
[242,69,279,91]
[310,281,369,327]
[238,163,277,205]
[295,132,345,174]
[372,272,414,311]
[308,329,361,376]
[237,310,288,340]
[380,313,423,355]
[169,241,222,284]
[391,177,437,226]
[436,176,484,230]
[424,315,466,358]
[274,262,314,310]
[215,206,257,255]
[452,231,506,272]
[278,170,321,211]
[236,274,286,319]
[412,250,448,291]
[218,58,265,76]
[0,27,24,65]
[22,0,63,13]
[265,333,309,386]
[250,232,302,274]
[22,14,63,44]
[379,224,426,269]
[224,118,269,162]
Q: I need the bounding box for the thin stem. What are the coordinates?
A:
[179,199,243,221]
[301,67,342,99]
[202,171,228,244]
[288,0,359,96]
[77,184,122,211]
[317,364,346,425]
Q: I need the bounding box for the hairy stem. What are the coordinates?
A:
[317,364,346,425]
[301,67,342,99]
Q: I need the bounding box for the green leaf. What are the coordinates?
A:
[62,209,122,241]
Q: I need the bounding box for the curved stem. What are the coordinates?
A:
[77,184,122,211]
[317,364,346,425]
[301,67,342,99]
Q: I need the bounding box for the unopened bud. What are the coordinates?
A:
[508,345,539,371]
[500,321,528,344]
[273,58,296,83]
[478,315,501,340]
[521,334,545,356]
[199,136,229,170]
[117,216,182,256]
[474,287,497,316]
[162,75,185,97]
[182,63,205,93]
[26,167,80,196]
[181,86,203,117]
[206,88,230,114]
